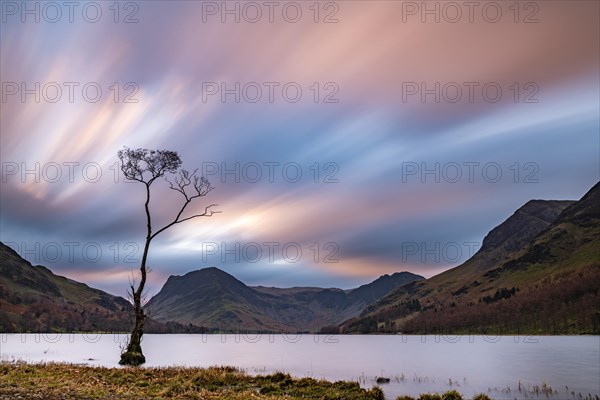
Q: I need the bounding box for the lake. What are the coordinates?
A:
[1,334,598,400]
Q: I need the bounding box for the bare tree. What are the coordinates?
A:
[117,147,218,365]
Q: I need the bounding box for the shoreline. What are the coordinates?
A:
[0,361,503,400]
[0,361,383,400]
[0,361,489,400]
[1,360,598,400]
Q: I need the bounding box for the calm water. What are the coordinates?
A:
[1,334,598,399]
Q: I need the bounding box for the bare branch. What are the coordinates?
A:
[176,204,221,224]
[165,169,214,200]
[126,272,138,304]
[150,203,220,240]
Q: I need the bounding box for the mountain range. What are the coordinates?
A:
[0,241,423,333]
[145,268,423,332]
[1,181,598,334]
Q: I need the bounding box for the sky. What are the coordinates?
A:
[1,1,599,298]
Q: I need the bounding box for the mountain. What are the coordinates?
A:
[145,267,282,330]
[0,242,205,333]
[343,182,600,334]
[146,268,424,332]
[0,242,132,332]
[475,200,575,271]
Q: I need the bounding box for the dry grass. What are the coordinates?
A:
[0,361,385,399]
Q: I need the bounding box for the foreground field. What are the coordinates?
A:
[0,362,384,400]
[0,362,500,400]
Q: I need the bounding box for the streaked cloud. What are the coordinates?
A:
[1,1,598,296]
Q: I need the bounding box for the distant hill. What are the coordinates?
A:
[0,242,204,333]
[0,242,133,332]
[145,267,280,330]
[146,268,424,332]
[342,182,600,334]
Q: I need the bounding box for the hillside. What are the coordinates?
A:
[343,182,600,334]
[145,267,282,330]
[146,268,423,332]
[0,242,205,333]
[0,242,132,332]
[475,200,575,271]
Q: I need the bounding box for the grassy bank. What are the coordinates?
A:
[0,362,502,400]
[0,361,386,399]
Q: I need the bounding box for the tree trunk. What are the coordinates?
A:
[119,289,146,365]
[119,239,149,365]
[120,186,152,366]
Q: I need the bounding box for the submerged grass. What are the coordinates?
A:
[0,361,384,399]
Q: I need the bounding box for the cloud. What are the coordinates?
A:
[1,0,598,296]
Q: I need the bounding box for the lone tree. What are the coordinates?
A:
[117,147,218,365]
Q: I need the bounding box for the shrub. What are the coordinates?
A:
[419,394,442,400]
[441,390,463,400]
[396,396,416,400]
[472,394,493,400]
[295,377,314,387]
[268,371,290,383]
[368,386,385,400]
